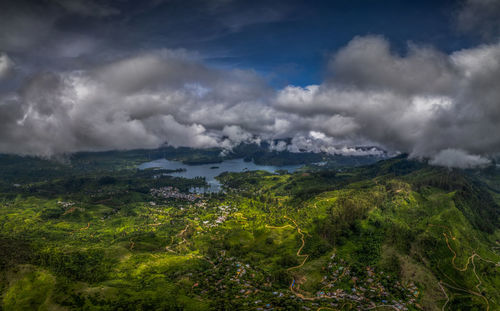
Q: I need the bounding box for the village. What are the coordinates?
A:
[150,186,202,201]
[187,247,421,311]
[309,253,420,310]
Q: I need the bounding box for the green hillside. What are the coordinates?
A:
[0,154,499,310]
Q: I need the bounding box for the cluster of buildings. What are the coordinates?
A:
[57,201,75,208]
[189,247,421,311]
[202,205,236,228]
[150,187,201,201]
[193,251,270,303]
[313,254,420,310]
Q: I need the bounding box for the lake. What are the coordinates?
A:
[138,158,303,192]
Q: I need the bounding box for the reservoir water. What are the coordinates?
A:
[138,158,303,192]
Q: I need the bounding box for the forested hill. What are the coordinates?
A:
[1,154,499,310]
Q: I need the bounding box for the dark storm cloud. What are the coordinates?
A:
[0,0,292,55]
[0,1,56,52]
[456,0,500,40]
[0,52,14,79]
[1,1,500,167]
[54,0,120,17]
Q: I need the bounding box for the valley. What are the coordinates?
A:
[0,151,499,310]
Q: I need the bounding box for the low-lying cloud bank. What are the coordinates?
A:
[429,149,491,169]
[1,36,500,168]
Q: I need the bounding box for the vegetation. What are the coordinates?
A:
[0,152,499,310]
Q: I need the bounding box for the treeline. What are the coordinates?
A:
[13,169,207,200]
[37,247,115,283]
[409,169,500,233]
[317,191,381,246]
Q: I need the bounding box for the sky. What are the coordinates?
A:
[1,0,500,168]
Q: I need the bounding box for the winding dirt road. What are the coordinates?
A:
[429,224,500,311]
